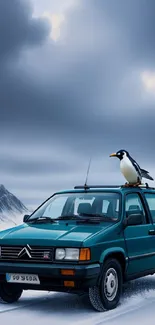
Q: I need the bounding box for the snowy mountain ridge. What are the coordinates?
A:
[0,184,29,227]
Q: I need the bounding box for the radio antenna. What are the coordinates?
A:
[84,157,92,189]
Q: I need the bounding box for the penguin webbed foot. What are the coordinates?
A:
[132,178,142,187]
[132,182,141,187]
[122,181,141,188]
[122,183,133,188]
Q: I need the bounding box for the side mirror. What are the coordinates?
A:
[123,213,143,227]
[23,214,30,223]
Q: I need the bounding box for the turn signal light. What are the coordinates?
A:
[64,281,75,287]
[79,248,91,261]
[61,269,75,276]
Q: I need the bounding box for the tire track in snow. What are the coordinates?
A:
[76,291,155,325]
[0,291,51,314]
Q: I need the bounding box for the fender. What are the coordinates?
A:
[99,247,127,264]
[96,247,128,285]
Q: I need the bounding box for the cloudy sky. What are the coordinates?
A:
[1,0,155,209]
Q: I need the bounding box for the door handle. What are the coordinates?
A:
[149,229,155,235]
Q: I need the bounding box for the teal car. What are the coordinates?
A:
[0,184,155,312]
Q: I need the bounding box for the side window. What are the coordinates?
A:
[125,193,146,223]
[144,193,155,223]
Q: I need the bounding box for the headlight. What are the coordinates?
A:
[55,248,91,261]
[55,248,79,261]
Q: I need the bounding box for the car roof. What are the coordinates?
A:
[54,184,155,195]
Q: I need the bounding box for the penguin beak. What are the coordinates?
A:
[109,153,117,157]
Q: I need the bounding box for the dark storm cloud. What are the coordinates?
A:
[0,0,50,127]
[0,0,49,60]
[0,0,155,207]
[0,0,129,130]
[0,0,154,140]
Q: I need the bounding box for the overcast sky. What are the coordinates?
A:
[1,0,155,209]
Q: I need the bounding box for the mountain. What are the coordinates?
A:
[0,184,29,226]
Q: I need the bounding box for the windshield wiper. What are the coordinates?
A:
[55,214,101,224]
[27,213,117,224]
[54,213,117,223]
[76,218,101,224]
[78,213,118,222]
[27,216,57,223]
[54,214,80,220]
[28,214,87,223]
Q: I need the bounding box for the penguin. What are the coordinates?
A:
[109,149,154,186]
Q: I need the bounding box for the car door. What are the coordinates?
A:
[144,192,155,233]
[124,192,155,275]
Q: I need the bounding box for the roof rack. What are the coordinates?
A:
[74,185,122,189]
[74,183,155,190]
[137,183,155,189]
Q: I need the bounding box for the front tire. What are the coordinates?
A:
[89,258,122,312]
[0,283,23,303]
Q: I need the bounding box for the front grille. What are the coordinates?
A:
[0,245,54,263]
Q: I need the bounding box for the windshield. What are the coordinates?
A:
[28,192,121,221]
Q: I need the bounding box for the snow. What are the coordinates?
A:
[0,217,23,231]
[0,184,30,228]
[0,276,155,324]
[0,207,28,230]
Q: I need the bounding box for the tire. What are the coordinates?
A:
[89,258,122,312]
[0,283,23,303]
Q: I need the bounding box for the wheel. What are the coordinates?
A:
[0,283,23,303]
[89,258,122,312]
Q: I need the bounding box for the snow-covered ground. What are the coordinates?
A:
[0,214,24,230]
[0,275,155,324]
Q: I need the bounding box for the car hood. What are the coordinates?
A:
[0,221,113,247]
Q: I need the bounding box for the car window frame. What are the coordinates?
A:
[28,191,122,221]
[124,191,150,225]
[143,192,155,224]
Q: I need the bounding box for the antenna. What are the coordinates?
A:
[84,157,92,189]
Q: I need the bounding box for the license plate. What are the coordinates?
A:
[6,273,40,284]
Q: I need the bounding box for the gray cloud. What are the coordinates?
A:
[0,156,76,175]
[0,0,155,208]
[0,0,49,60]
[96,0,155,64]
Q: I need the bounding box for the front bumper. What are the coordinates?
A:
[0,262,100,292]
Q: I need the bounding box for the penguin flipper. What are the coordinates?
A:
[140,168,154,181]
